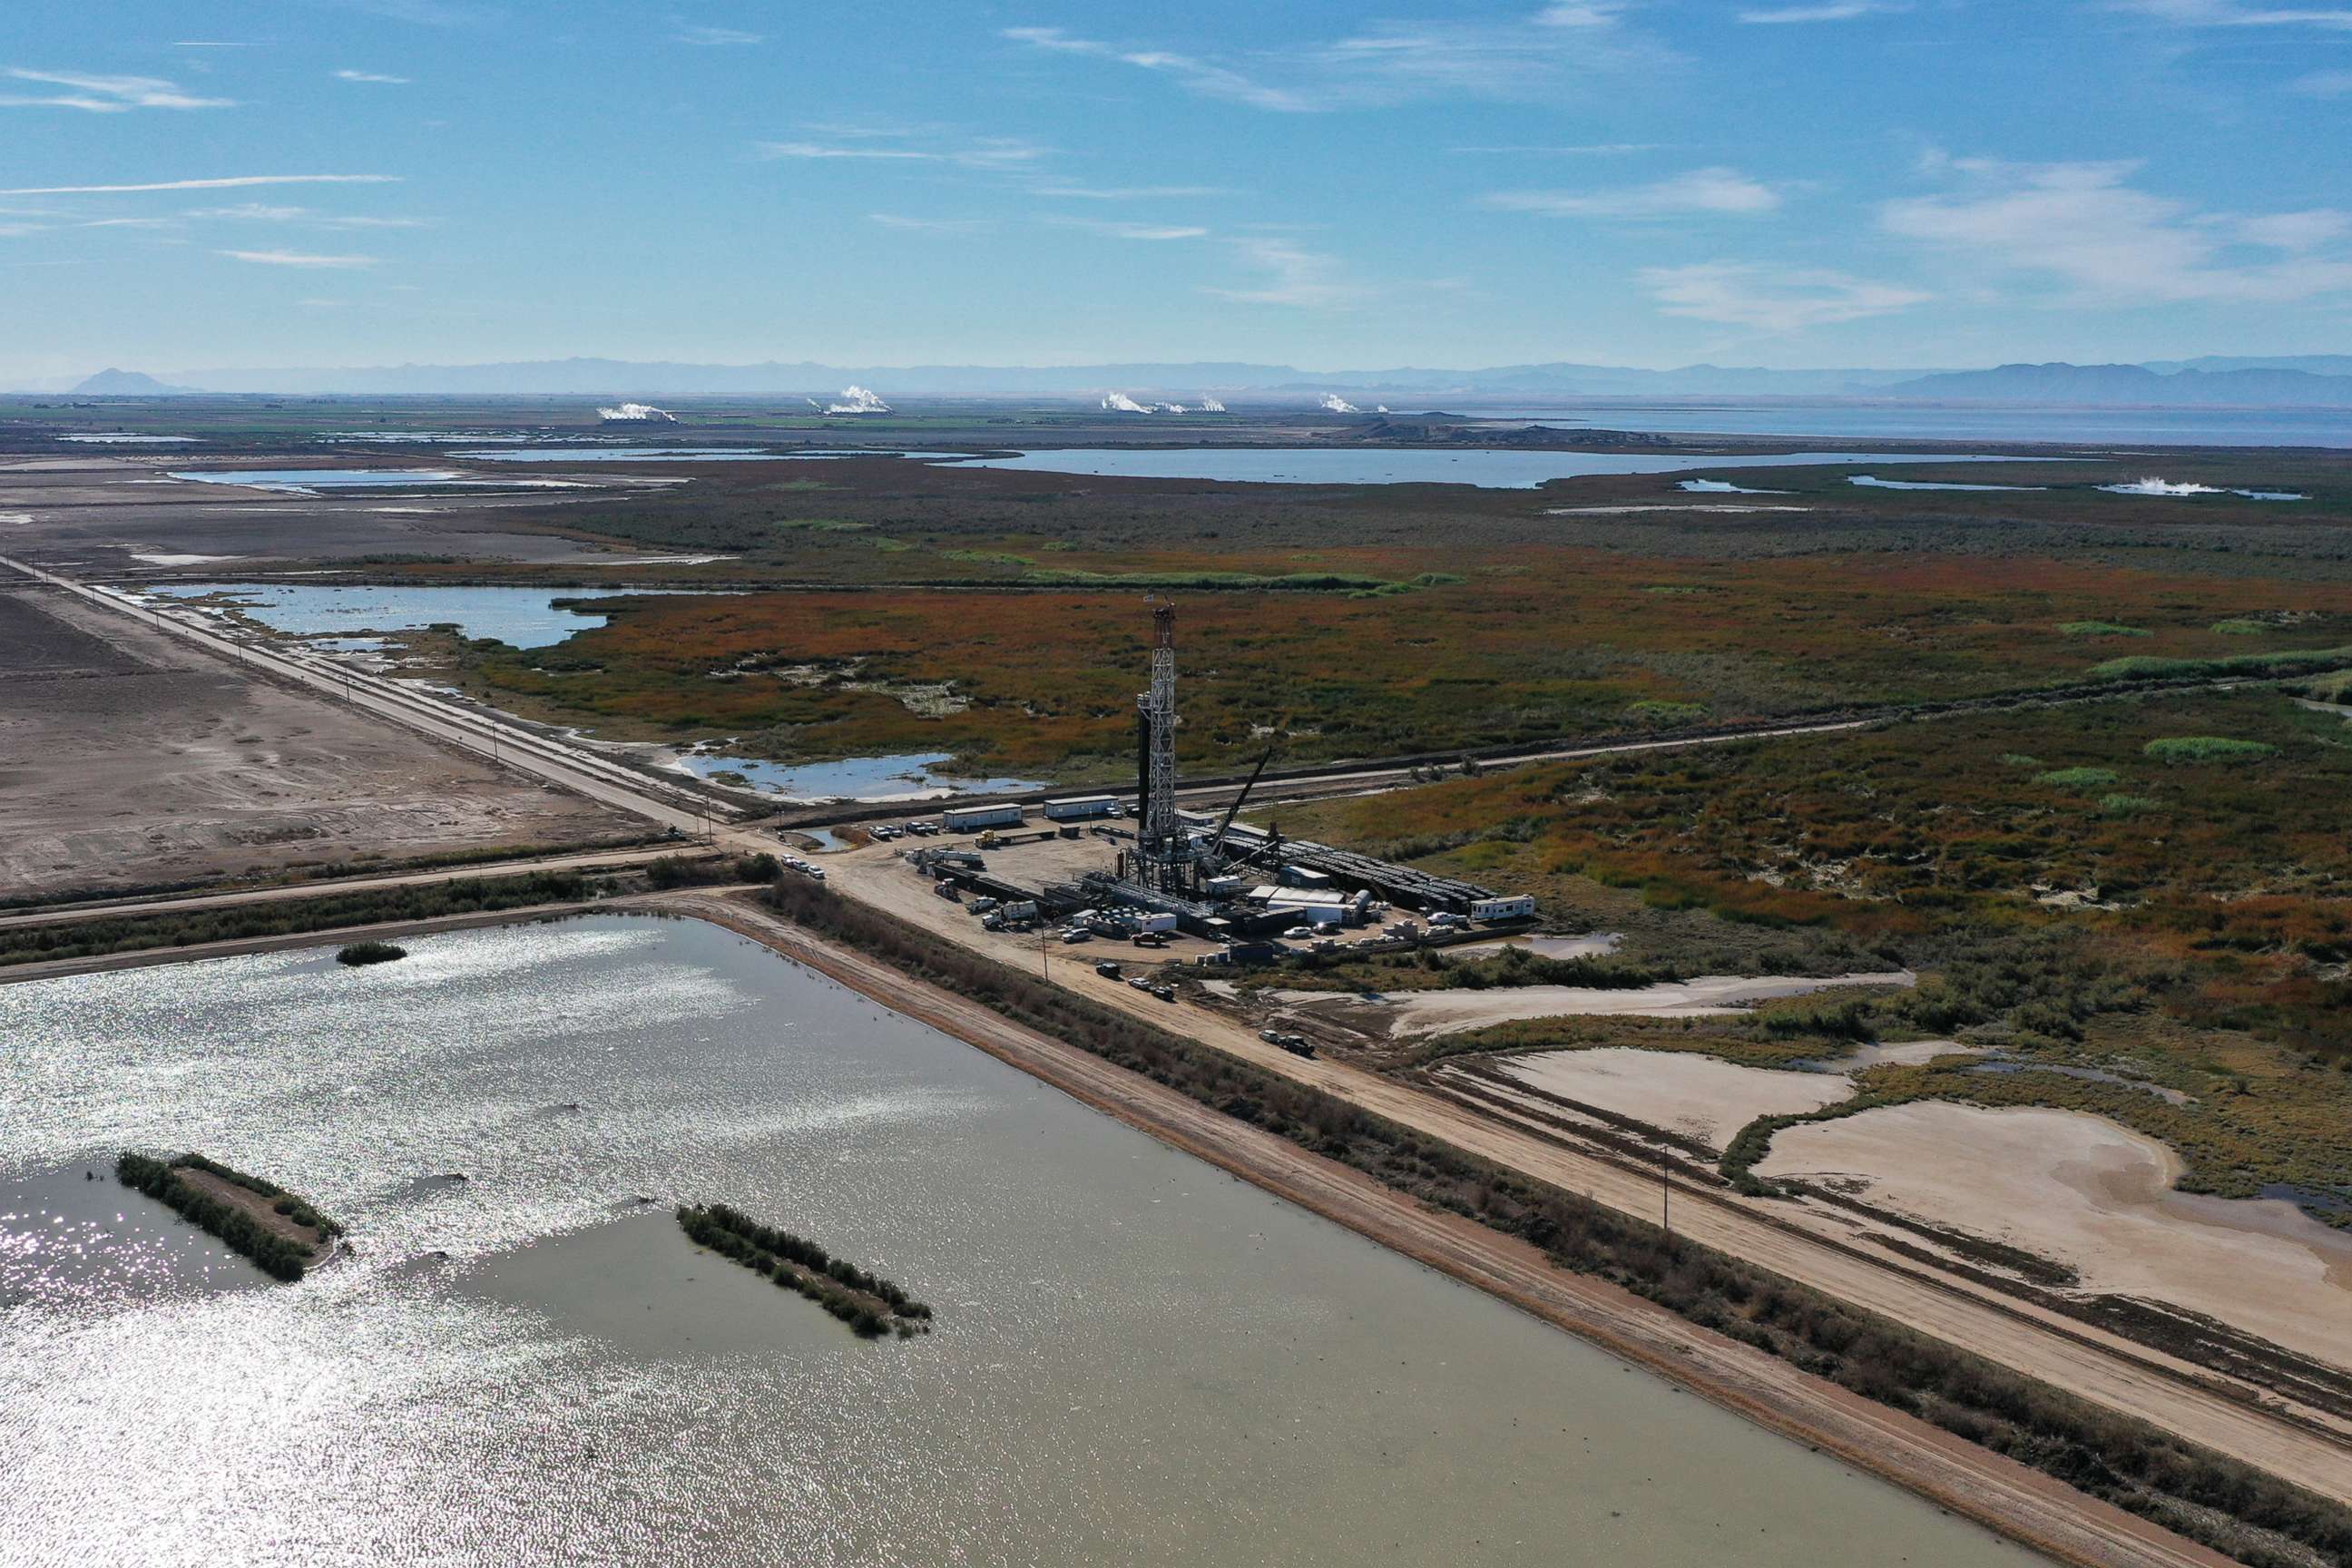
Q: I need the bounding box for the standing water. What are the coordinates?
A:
[0,917,2036,1568]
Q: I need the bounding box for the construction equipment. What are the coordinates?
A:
[1204,747,1274,868]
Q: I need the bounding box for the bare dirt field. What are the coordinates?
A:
[0,456,671,572]
[1268,969,1918,1038]
[0,584,640,900]
[1758,1102,2352,1372]
[1487,1046,1856,1148]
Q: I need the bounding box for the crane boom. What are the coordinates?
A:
[1207,748,1275,861]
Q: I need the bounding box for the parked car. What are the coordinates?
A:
[1060,928,1093,944]
[1094,960,1122,978]
[1281,926,1318,941]
[1131,932,1167,948]
[1151,984,1176,1002]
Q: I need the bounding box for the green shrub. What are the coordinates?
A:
[2058,621,2148,637]
[2142,737,2279,764]
[2032,767,2120,790]
[336,940,407,966]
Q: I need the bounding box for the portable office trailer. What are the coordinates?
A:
[1043,795,1120,821]
[942,803,1025,833]
[1471,894,1538,922]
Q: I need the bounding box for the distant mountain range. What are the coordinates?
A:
[21,354,2352,407]
[1886,361,2352,407]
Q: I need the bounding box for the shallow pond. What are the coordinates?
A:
[0,917,2035,1568]
[164,467,575,493]
[942,447,2041,488]
[450,446,965,463]
[672,748,1046,803]
[132,582,708,650]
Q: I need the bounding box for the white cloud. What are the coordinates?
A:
[1479,167,1780,217]
[219,249,379,269]
[2,175,399,195]
[0,69,234,112]
[868,212,991,231]
[1640,262,1928,331]
[676,24,761,45]
[2112,0,2352,25]
[1035,184,1233,199]
[1053,217,1209,240]
[1882,157,2352,303]
[1449,142,1658,154]
[2290,67,2352,92]
[1738,2,1900,20]
[757,134,1047,170]
[1002,8,1659,113]
[1200,239,1371,308]
[334,68,411,83]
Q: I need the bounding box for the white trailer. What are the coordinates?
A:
[1043,794,1120,821]
[1471,894,1537,922]
[942,803,1025,833]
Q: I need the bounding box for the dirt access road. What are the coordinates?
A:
[821,841,2352,1504]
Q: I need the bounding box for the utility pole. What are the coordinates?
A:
[1040,924,1050,982]
[1661,1146,1671,1239]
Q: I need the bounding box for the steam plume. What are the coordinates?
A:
[825,385,891,414]
[1198,396,1226,412]
[1319,393,1358,414]
[1101,391,1152,413]
[597,402,678,422]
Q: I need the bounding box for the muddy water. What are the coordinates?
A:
[0,917,2035,1568]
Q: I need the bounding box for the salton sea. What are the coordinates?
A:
[0,918,2035,1568]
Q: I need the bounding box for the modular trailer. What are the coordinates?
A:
[1043,795,1120,821]
[941,803,1025,833]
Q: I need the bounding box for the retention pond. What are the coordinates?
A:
[0,916,2036,1568]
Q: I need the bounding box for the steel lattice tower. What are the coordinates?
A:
[1139,602,1180,857]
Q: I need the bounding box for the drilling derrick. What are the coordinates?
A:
[1136,602,1181,877]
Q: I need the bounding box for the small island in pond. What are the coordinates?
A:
[336,940,407,966]
[677,1202,933,1338]
[116,1152,344,1281]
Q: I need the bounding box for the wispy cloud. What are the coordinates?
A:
[183,201,429,230]
[2112,0,2352,25]
[2290,67,2352,92]
[219,247,378,268]
[675,23,761,45]
[757,132,1047,170]
[1882,155,2352,302]
[1640,262,1927,331]
[1738,2,1902,21]
[1449,142,1658,155]
[334,68,410,83]
[1052,217,1209,240]
[1034,184,1233,200]
[0,69,234,112]
[1479,168,1780,218]
[1200,239,1371,308]
[3,174,400,195]
[1003,7,1661,113]
[869,212,991,231]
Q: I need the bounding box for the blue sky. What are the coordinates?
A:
[3,0,2348,378]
